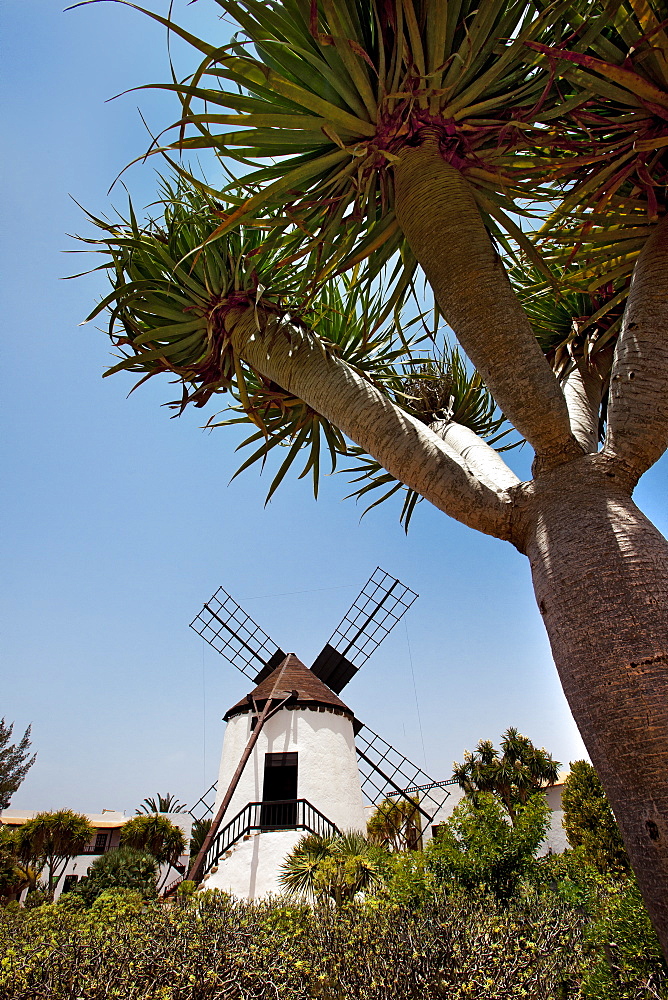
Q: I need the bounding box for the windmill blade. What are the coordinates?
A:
[355,723,453,841]
[311,568,418,693]
[188,781,218,826]
[190,587,286,681]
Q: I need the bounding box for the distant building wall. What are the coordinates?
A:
[0,809,192,900]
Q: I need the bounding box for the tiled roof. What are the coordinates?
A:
[224,653,354,722]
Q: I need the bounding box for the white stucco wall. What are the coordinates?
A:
[207,705,366,899]
[203,829,304,898]
[215,706,367,833]
[542,783,569,855]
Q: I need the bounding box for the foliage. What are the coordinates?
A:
[452,727,560,823]
[0,720,35,810]
[0,888,586,998]
[90,887,146,919]
[562,760,630,874]
[0,828,33,903]
[135,793,186,815]
[278,830,390,905]
[131,0,583,278]
[427,791,551,904]
[175,879,196,901]
[119,815,185,873]
[15,810,93,900]
[67,846,158,907]
[531,849,618,914]
[366,796,422,851]
[580,879,668,1000]
[188,817,212,859]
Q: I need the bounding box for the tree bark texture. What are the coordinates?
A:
[516,454,668,954]
[227,307,515,541]
[394,140,583,465]
[562,362,604,455]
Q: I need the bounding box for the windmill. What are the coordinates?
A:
[187,568,454,897]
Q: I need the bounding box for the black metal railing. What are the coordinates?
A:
[205,799,339,874]
[81,842,114,855]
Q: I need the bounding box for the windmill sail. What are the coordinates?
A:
[311,568,418,693]
[355,723,453,842]
[190,587,286,681]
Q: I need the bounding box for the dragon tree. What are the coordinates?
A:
[76,0,668,951]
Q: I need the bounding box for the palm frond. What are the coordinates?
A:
[76,176,423,501]
[114,0,601,283]
[531,0,668,286]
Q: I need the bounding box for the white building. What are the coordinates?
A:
[202,653,367,899]
[0,809,192,900]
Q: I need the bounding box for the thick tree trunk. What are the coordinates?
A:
[515,454,668,953]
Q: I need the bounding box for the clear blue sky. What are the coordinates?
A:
[2,0,666,816]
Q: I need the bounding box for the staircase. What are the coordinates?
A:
[205,799,338,874]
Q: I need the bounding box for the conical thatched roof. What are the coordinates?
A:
[224,653,354,722]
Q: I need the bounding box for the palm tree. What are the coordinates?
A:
[15,810,94,900]
[367,797,422,852]
[452,728,560,825]
[80,0,668,954]
[278,831,388,905]
[189,818,212,860]
[136,792,187,815]
[119,814,186,890]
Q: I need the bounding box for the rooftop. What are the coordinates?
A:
[224,653,355,722]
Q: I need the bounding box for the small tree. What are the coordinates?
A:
[0,826,33,903]
[562,761,630,875]
[428,792,551,904]
[0,719,36,809]
[453,728,560,824]
[278,831,389,906]
[68,846,158,906]
[136,793,186,815]
[119,814,185,890]
[367,797,422,852]
[16,810,93,899]
[189,818,212,860]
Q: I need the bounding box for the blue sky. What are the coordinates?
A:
[3,0,666,816]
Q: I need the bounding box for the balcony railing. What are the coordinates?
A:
[81,842,114,855]
[204,799,339,874]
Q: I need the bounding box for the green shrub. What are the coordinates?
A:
[175,879,195,901]
[0,888,585,998]
[69,846,158,906]
[426,791,550,903]
[91,887,145,919]
[580,879,668,1000]
[23,888,49,909]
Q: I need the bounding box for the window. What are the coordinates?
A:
[62,874,78,894]
[94,832,108,852]
[261,752,298,828]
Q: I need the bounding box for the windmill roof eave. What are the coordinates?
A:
[224,653,354,722]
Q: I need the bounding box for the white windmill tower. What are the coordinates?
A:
[187,569,454,898]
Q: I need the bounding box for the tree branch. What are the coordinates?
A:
[562,361,604,455]
[605,214,668,479]
[429,419,521,492]
[393,141,582,465]
[227,308,515,541]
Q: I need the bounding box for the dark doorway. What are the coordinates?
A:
[261,752,298,828]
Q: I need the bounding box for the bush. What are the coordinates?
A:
[68,846,158,906]
[426,791,550,903]
[561,761,630,875]
[90,888,145,919]
[0,889,585,998]
[580,879,668,1000]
